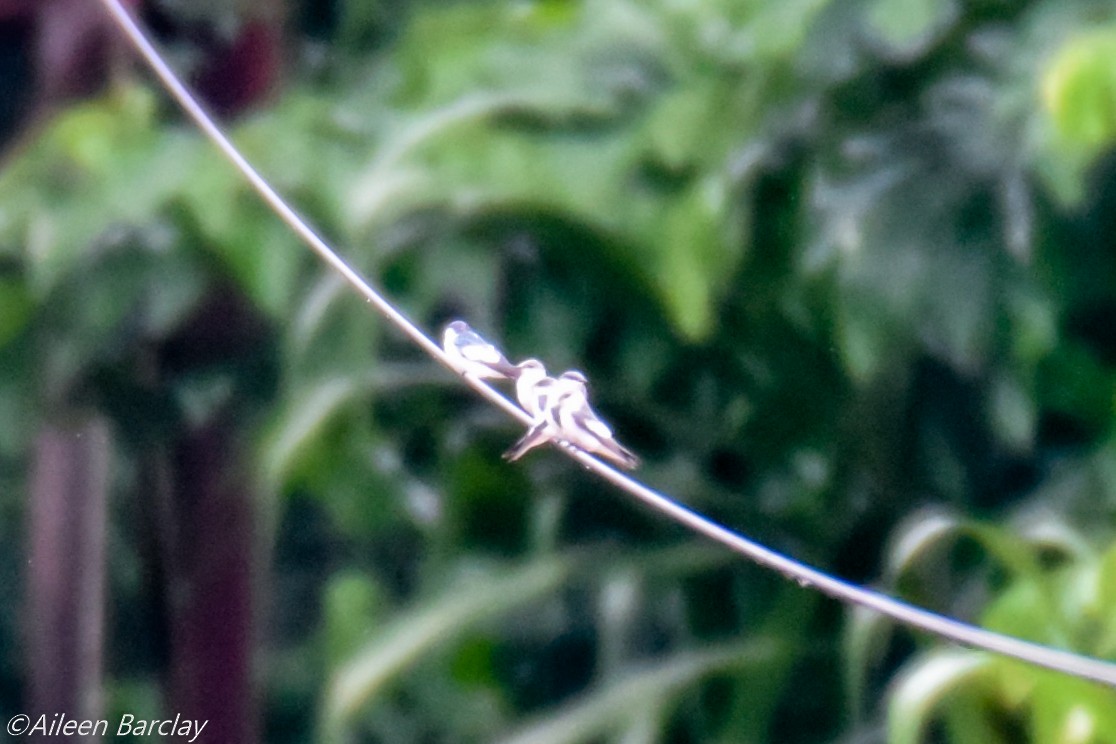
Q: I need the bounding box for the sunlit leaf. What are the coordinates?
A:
[884,509,1042,586]
[1027,670,1116,743]
[1034,23,1116,203]
[981,578,1063,646]
[888,651,992,744]
[884,509,962,582]
[1096,544,1116,640]
[1042,28,1116,150]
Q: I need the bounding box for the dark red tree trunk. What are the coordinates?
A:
[26,416,109,741]
[160,418,259,743]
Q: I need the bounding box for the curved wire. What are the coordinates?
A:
[95,0,1116,688]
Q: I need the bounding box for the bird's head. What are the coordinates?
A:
[513,358,547,381]
[559,370,589,385]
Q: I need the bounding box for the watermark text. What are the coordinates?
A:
[7,712,208,741]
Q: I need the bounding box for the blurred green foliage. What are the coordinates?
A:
[3,0,1116,741]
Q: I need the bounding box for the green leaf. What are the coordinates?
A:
[322,556,575,733]
[1042,28,1116,150]
[262,376,364,489]
[209,209,303,318]
[987,372,1036,453]
[0,342,36,457]
[884,508,963,582]
[0,278,33,349]
[495,641,779,744]
[866,0,958,58]
[980,578,1063,647]
[286,280,382,383]
[339,0,824,341]
[322,571,387,665]
[0,86,187,293]
[884,509,1045,590]
[1029,670,1116,743]
[888,651,992,744]
[835,293,900,383]
[844,605,896,719]
[746,0,835,61]
[649,177,737,340]
[1095,544,1116,647]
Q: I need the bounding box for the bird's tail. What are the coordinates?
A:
[491,359,522,378]
[502,421,549,462]
[598,440,639,470]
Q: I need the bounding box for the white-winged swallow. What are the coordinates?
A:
[504,367,639,470]
[512,358,552,416]
[442,320,517,380]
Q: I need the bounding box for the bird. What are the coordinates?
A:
[512,358,553,416]
[442,320,517,380]
[549,371,639,470]
[504,366,640,470]
[504,359,561,462]
[506,365,575,461]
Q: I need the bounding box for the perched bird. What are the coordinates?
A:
[512,358,552,417]
[504,359,561,462]
[549,371,639,470]
[442,320,517,380]
[504,367,640,470]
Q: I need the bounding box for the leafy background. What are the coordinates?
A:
[2,0,1116,741]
